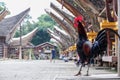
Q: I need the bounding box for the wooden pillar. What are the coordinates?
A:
[107,31,110,56]
[29,49,32,60]
[19,46,22,59]
[3,44,5,59]
[3,44,8,59]
[115,35,118,56]
[118,0,120,76]
[19,25,22,59]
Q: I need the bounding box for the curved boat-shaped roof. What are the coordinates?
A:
[45,10,76,39]
[54,26,69,36]
[50,3,74,27]
[0,8,30,42]
[10,27,38,47]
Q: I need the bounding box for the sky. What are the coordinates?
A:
[0,0,59,21]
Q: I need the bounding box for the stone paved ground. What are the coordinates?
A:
[0,60,118,80]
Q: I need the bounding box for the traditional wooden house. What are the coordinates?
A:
[0,8,30,58]
[9,28,38,59]
[35,42,56,59]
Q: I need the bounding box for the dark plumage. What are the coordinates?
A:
[75,21,120,76]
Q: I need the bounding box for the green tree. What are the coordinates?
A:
[31,14,56,45]
[14,14,56,45]
[0,2,5,11]
[31,29,50,45]
[37,14,56,29]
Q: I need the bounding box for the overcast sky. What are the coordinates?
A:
[1,0,59,21]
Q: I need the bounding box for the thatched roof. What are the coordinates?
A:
[47,28,62,41]
[50,3,74,26]
[0,8,30,42]
[50,38,62,48]
[48,20,76,48]
[47,29,64,47]
[10,27,38,47]
[50,3,78,39]
[45,10,76,40]
[36,42,55,48]
[54,26,69,36]
[53,26,72,46]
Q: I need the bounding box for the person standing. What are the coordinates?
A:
[50,48,56,62]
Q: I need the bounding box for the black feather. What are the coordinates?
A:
[91,28,120,58]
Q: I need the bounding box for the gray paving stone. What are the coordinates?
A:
[0,60,118,80]
[55,74,120,80]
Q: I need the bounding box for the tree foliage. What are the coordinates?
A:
[14,14,56,45]
[31,29,51,45]
[31,14,56,45]
[37,14,56,29]
[0,2,5,11]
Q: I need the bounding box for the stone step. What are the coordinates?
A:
[55,74,120,80]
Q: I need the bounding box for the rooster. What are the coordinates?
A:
[74,16,120,76]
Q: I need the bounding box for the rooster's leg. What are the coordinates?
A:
[75,64,83,76]
[85,64,90,76]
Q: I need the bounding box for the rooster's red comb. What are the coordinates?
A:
[74,16,83,28]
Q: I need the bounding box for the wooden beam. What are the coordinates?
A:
[57,0,81,16]
[74,0,99,14]
[74,0,100,32]
[105,0,114,22]
[118,0,120,76]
